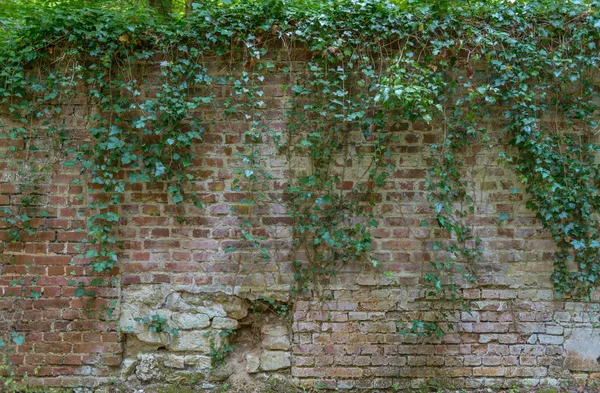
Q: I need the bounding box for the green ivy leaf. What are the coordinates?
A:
[497,213,510,223]
[11,333,24,346]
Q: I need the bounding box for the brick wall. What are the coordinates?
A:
[1,53,600,392]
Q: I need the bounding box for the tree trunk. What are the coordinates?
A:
[185,0,193,17]
[148,0,173,16]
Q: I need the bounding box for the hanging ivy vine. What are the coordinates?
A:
[1,0,600,353]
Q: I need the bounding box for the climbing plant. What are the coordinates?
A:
[1,0,600,351]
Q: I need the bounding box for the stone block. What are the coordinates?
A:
[172,312,211,330]
[163,355,185,369]
[261,323,288,337]
[135,330,170,346]
[135,354,161,382]
[167,331,212,353]
[260,350,291,371]
[538,335,563,345]
[183,355,211,370]
[211,317,238,330]
[564,328,600,372]
[262,334,291,350]
[545,325,564,335]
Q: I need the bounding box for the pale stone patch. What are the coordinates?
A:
[167,330,213,353]
[172,312,211,329]
[259,350,291,371]
[262,334,290,351]
[564,328,600,372]
[212,316,239,330]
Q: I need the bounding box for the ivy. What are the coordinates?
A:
[1,1,600,360]
[134,314,180,336]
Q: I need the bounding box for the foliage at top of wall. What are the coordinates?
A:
[1,0,600,344]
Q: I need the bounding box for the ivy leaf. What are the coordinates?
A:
[11,333,24,346]
[75,288,87,298]
[299,176,316,187]
[155,162,166,177]
[121,152,135,165]
[322,231,336,246]
[571,239,586,250]
[173,194,184,204]
[497,213,510,223]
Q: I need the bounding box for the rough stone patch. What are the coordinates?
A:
[260,351,291,371]
[564,328,600,372]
